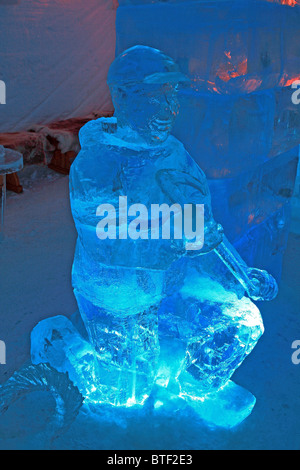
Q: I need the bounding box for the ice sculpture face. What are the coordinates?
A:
[107,45,188,145]
[110,83,180,144]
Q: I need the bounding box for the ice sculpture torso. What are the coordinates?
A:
[70,118,216,273]
[70,118,214,318]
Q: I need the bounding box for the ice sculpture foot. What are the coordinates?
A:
[31,313,159,407]
[31,315,101,402]
[179,380,256,429]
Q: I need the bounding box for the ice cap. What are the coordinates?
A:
[107,45,190,87]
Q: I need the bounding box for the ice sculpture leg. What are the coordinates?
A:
[157,269,264,406]
[157,276,263,427]
[177,296,264,396]
[75,291,160,407]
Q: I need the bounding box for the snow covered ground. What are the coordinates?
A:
[0,172,77,384]
[0,171,300,449]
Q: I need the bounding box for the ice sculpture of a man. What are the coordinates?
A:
[70,46,278,412]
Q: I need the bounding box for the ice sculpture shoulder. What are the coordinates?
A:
[69,46,278,418]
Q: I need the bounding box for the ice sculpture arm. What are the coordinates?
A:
[156,165,278,301]
[156,167,224,255]
[214,237,278,301]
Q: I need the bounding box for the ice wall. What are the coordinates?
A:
[0,0,116,133]
[116,0,300,279]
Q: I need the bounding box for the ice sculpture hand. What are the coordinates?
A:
[214,238,278,302]
[245,268,278,301]
[201,220,224,254]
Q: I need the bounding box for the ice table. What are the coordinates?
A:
[0,145,23,240]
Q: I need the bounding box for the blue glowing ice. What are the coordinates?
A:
[40,46,278,424]
[31,315,101,401]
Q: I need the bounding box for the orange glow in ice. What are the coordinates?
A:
[280,74,300,87]
[281,0,297,6]
[191,39,300,94]
[216,55,248,83]
[248,214,255,224]
[224,51,232,60]
[267,0,299,5]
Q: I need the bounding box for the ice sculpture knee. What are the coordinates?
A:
[69,46,278,409]
[180,296,264,396]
